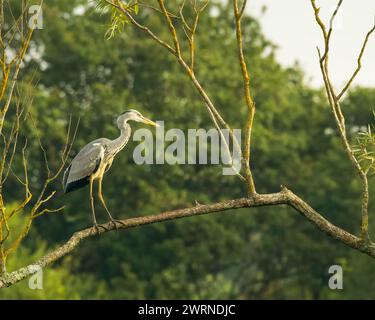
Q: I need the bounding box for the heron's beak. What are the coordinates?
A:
[141,116,159,127]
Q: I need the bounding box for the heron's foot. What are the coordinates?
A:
[92,223,108,235]
[108,218,125,229]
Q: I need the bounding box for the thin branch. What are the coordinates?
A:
[179,1,192,33]
[239,0,247,19]
[157,0,181,58]
[32,206,65,219]
[1,100,24,184]
[179,0,208,70]
[323,0,343,62]
[137,1,179,19]
[28,112,51,178]
[337,21,375,100]
[234,0,256,194]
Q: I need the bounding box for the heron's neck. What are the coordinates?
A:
[111,123,131,153]
[119,123,131,139]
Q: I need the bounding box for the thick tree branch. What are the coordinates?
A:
[1,187,375,288]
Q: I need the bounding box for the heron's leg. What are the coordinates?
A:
[90,176,97,224]
[97,175,113,219]
[90,176,107,234]
[98,175,124,227]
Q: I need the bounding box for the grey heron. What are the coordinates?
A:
[63,109,158,230]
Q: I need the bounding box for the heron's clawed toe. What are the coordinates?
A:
[93,223,100,235]
[108,219,118,230]
[115,219,126,226]
[93,223,108,234]
[108,218,125,229]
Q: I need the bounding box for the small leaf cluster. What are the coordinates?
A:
[95,0,139,39]
[354,120,375,176]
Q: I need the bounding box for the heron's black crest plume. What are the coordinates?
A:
[119,109,141,117]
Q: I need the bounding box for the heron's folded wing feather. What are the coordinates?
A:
[66,143,105,184]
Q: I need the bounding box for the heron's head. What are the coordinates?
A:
[116,109,158,129]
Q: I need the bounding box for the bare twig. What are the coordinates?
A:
[179,0,208,70]
[157,0,182,58]
[138,1,179,19]
[337,21,375,100]
[239,0,247,19]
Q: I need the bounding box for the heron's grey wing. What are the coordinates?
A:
[63,141,106,193]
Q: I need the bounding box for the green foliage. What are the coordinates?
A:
[354,124,375,176]
[95,0,139,39]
